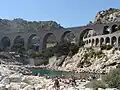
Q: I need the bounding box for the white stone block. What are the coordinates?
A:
[9,74,22,82]
[0,84,5,90]
[0,77,10,85]
[105,88,118,90]
[85,88,95,90]
[98,88,105,90]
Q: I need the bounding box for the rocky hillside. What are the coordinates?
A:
[93,8,120,24]
[0,18,63,32]
[62,47,120,73]
[49,47,120,74]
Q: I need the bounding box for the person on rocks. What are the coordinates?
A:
[53,77,60,90]
[70,76,76,86]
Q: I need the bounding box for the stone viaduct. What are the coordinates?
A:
[0,22,120,51]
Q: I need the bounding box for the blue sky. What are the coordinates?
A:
[0,0,119,27]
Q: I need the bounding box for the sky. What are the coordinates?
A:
[0,0,119,27]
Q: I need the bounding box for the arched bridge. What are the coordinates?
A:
[0,22,120,51]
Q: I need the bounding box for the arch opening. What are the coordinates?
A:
[92,39,94,46]
[43,33,57,49]
[105,37,110,45]
[1,37,10,51]
[95,38,99,46]
[79,28,96,46]
[103,26,110,35]
[83,29,96,39]
[12,36,24,51]
[111,36,117,46]
[27,34,40,50]
[61,31,76,44]
[111,24,118,33]
[100,38,104,46]
[118,37,120,46]
[89,39,91,43]
[86,40,88,44]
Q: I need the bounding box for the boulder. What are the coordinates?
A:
[9,82,21,90]
[56,56,66,66]
[9,73,22,82]
[0,76,10,85]
[35,85,43,90]
[20,82,28,89]
[23,85,35,90]
[0,84,5,90]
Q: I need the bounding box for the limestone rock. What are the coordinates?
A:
[0,84,5,90]
[0,76,10,85]
[93,8,120,24]
[9,73,22,82]
[60,47,120,73]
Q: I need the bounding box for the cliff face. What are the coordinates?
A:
[93,8,120,24]
[49,47,120,74]
[61,47,120,73]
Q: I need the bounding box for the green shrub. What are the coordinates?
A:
[69,43,79,55]
[83,48,105,59]
[117,25,120,30]
[54,41,70,56]
[41,47,54,58]
[27,41,79,58]
[54,41,79,57]
[85,80,106,89]
[95,51,105,58]
[102,68,120,89]
[86,68,120,89]
[101,44,112,50]
[83,53,89,60]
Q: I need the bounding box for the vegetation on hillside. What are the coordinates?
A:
[100,44,112,50]
[27,41,79,58]
[0,18,63,32]
[93,8,120,24]
[86,68,120,89]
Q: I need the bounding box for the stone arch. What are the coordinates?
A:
[95,38,99,46]
[82,29,96,39]
[92,39,94,45]
[12,36,24,51]
[79,28,93,46]
[86,40,88,44]
[87,30,96,37]
[89,39,91,43]
[105,37,110,45]
[111,24,118,33]
[1,37,10,50]
[111,36,117,46]
[103,26,110,34]
[100,38,104,46]
[118,36,120,46]
[27,34,38,49]
[42,33,57,49]
[61,31,76,43]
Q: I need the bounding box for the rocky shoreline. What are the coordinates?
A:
[0,64,92,90]
[0,47,119,89]
[0,64,118,90]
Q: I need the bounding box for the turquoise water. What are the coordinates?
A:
[32,69,71,77]
[32,69,101,79]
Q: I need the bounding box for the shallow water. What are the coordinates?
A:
[32,69,71,77]
[32,69,101,80]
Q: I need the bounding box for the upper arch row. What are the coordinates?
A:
[82,24,120,39]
